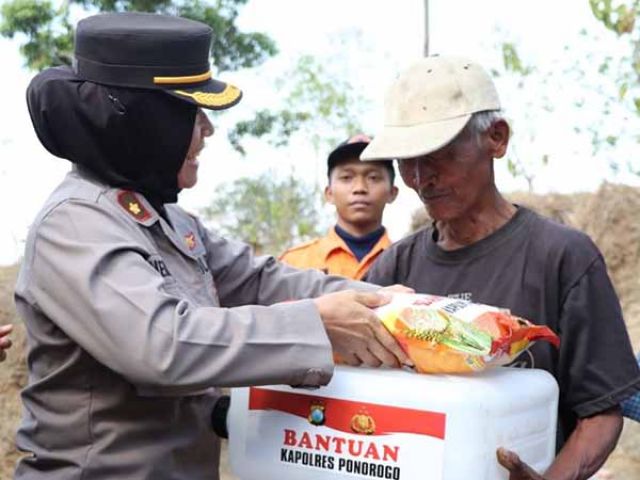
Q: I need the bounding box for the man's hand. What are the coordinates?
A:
[497,448,546,480]
[499,407,623,480]
[314,290,412,368]
[0,324,13,363]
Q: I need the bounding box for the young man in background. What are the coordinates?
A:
[280,134,398,280]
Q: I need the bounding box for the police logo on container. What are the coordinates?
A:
[308,400,325,426]
[350,408,376,435]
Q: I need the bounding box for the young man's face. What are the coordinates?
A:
[325,157,398,234]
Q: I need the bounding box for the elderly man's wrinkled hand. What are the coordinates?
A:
[378,284,415,295]
[497,448,546,480]
[314,290,412,368]
[0,324,13,363]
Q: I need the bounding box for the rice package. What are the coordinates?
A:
[375,293,560,373]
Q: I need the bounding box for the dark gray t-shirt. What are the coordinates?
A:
[365,206,640,446]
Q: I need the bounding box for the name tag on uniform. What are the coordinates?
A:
[147,255,172,277]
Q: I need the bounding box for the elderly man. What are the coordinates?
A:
[362,56,640,480]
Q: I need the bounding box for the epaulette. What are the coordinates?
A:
[117,190,152,222]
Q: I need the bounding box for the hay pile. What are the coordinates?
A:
[0,264,26,476]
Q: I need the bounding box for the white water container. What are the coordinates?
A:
[228,365,558,480]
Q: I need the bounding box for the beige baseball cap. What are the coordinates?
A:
[360,55,500,161]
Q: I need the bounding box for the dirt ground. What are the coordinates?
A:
[1,183,639,478]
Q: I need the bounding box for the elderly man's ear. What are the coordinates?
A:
[486,119,510,159]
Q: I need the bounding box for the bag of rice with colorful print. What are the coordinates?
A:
[375,293,560,373]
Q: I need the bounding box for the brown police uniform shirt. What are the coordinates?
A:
[280,227,391,280]
[14,168,375,480]
[365,206,640,448]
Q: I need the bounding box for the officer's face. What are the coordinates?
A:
[325,158,398,232]
[178,109,214,189]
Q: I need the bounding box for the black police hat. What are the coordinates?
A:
[327,134,395,183]
[73,12,242,110]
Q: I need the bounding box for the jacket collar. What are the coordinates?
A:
[111,189,203,259]
[319,226,391,262]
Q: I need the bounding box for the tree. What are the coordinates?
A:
[0,0,277,72]
[588,0,640,173]
[228,52,371,156]
[222,40,371,254]
[2,1,366,251]
[490,4,640,179]
[201,172,326,256]
[488,41,550,191]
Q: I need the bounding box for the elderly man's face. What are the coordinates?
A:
[398,124,504,222]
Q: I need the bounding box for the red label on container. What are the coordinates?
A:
[249,387,446,439]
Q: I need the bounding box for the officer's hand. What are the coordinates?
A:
[378,284,415,295]
[496,448,546,480]
[0,324,13,363]
[314,290,412,368]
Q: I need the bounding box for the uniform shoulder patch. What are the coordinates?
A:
[117,190,151,222]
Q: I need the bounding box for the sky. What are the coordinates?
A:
[0,0,638,265]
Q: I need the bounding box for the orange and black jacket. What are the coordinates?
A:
[279,227,391,280]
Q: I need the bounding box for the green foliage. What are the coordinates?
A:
[177,0,277,72]
[201,173,324,256]
[619,81,629,98]
[590,0,638,34]
[0,0,73,70]
[494,41,543,190]
[0,0,277,72]
[501,42,533,75]
[588,0,640,173]
[228,54,369,155]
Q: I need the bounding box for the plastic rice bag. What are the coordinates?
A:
[375,293,560,373]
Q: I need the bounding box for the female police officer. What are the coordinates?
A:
[15,12,409,479]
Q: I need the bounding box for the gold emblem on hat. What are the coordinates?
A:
[173,85,241,107]
[350,408,376,435]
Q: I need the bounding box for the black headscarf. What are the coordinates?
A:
[26,66,197,207]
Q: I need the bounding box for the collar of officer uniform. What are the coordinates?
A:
[103,184,206,259]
